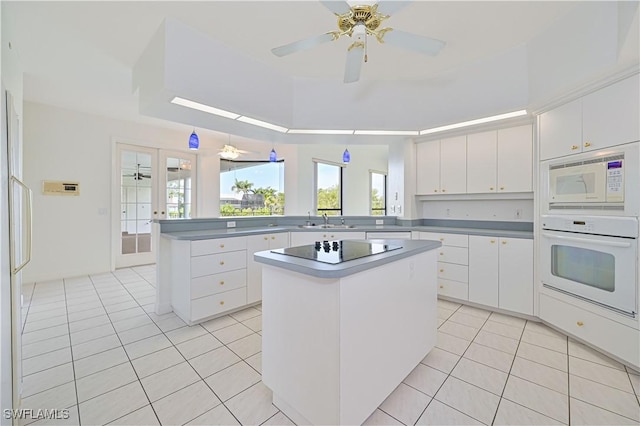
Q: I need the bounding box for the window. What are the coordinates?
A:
[315,161,343,215]
[166,157,193,219]
[370,171,386,215]
[220,159,285,216]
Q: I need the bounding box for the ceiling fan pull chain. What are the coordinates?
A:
[364,32,368,63]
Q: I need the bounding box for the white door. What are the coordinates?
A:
[116,145,158,268]
[440,135,467,194]
[159,151,197,220]
[415,140,440,194]
[466,130,497,193]
[497,125,533,193]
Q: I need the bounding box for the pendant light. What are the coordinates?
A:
[269,148,277,162]
[342,148,350,164]
[189,130,199,150]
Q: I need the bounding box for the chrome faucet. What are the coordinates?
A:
[341,216,345,225]
[322,213,329,226]
[307,211,311,226]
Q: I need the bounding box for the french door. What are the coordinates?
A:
[115,145,197,268]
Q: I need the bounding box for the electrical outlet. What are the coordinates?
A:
[515,209,522,219]
[390,205,396,213]
[375,219,383,225]
[227,221,236,228]
[446,208,451,217]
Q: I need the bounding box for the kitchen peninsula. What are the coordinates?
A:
[254,239,441,425]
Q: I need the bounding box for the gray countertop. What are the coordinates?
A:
[160,224,533,240]
[254,239,442,279]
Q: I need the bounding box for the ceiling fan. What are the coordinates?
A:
[124,164,151,180]
[218,144,251,160]
[271,1,446,83]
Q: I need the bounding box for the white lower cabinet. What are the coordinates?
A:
[246,232,290,305]
[289,231,365,247]
[365,232,412,239]
[468,236,533,315]
[418,232,469,300]
[540,293,639,368]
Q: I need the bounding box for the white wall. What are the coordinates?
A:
[22,101,224,282]
[420,199,534,222]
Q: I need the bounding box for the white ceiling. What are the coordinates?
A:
[3,1,637,145]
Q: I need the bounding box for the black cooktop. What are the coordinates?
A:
[271,240,402,264]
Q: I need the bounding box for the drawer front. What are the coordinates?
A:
[191,269,246,299]
[420,232,468,248]
[540,294,640,368]
[191,237,246,257]
[437,262,468,283]
[191,251,247,278]
[438,279,468,300]
[438,246,468,265]
[191,287,247,322]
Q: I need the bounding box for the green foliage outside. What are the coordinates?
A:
[371,188,385,215]
[221,178,284,216]
[317,184,341,215]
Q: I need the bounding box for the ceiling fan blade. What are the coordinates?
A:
[320,1,352,16]
[271,32,337,57]
[381,29,445,56]
[376,1,412,16]
[344,44,365,84]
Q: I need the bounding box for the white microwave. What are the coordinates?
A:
[542,143,640,215]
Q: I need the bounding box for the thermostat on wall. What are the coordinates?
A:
[42,181,80,196]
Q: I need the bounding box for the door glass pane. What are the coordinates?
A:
[316,162,341,215]
[166,157,192,219]
[551,245,615,291]
[121,150,152,254]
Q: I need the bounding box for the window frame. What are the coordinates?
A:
[370,169,387,216]
[314,159,344,216]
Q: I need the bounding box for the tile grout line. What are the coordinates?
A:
[61,278,81,426]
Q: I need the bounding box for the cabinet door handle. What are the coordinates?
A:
[439,238,444,241]
[271,236,275,240]
[571,145,579,150]
[439,252,444,255]
[500,186,505,191]
[264,236,268,240]
[330,235,335,238]
[441,189,446,192]
[584,142,591,148]
[153,211,158,215]
[219,301,225,306]
[489,187,494,191]
[434,189,438,193]
[219,280,224,285]
[501,241,507,245]
[440,269,444,273]
[577,321,584,327]
[220,244,225,248]
[219,261,225,265]
[490,240,495,244]
[439,285,444,289]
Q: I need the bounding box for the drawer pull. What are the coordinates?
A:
[264,236,268,240]
[584,142,591,148]
[219,301,225,306]
[440,269,444,273]
[571,145,579,150]
[502,241,507,245]
[434,189,438,192]
[219,281,224,286]
[439,285,444,289]
[219,261,225,265]
[439,252,444,255]
[271,236,275,240]
[441,189,446,192]
[490,240,495,244]
[577,321,584,327]
[220,244,224,248]
[490,187,494,191]
[439,238,444,241]
[500,186,505,190]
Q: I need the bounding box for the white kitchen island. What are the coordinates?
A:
[254,239,441,425]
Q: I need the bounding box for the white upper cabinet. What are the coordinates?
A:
[416,140,440,194]
[439,135,467,194]
[467,131,498,193]
[497,124,533,193]
[540,74,640,160]
[582,74,640,152]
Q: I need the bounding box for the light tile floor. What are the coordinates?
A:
[19,266,640,425]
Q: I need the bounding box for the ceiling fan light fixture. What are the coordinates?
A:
[189,130,199,150]
[342,148,351,164]
[269,148,277,162]
[219,144,240,160]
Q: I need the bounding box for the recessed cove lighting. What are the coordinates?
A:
[354,130,420,136]
[288,129,355,135]
[237,116,288,133]
[170,97,240,120]
[419,110,528,135]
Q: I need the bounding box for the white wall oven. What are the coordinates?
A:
[541,215,638,317]
[541,143,639,216]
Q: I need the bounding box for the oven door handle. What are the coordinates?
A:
[541,232,633,248]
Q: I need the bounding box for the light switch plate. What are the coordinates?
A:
[375,219,383,225]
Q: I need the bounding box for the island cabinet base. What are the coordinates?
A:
[261,250,438,425]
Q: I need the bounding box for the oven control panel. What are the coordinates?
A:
[541,215,638,238]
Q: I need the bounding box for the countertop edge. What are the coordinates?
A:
[253,239,442,279]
